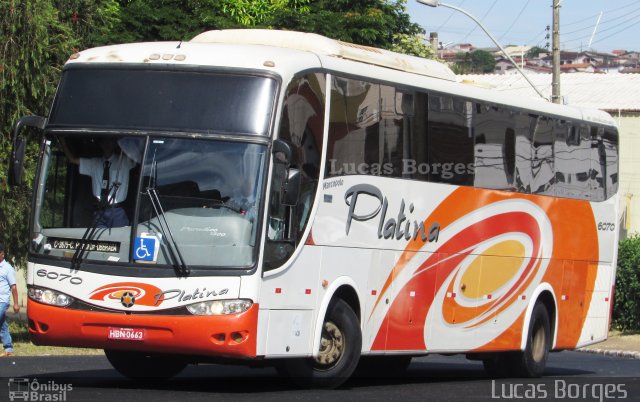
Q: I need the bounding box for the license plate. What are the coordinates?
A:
[108,327,145,341]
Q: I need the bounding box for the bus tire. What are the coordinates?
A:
[105,349,187,380]
[279,299,361,388]
[513,302,551,378]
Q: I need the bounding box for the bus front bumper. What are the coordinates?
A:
[27,299,258,358]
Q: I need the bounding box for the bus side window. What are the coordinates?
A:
[427,95,474,186]
[472,103,515,191]
[514,115,535,193]
[555,124,590,200]
[265,73,326,271]
[327,77,380,177]
[603,129,619,198]
[530,116,555,196]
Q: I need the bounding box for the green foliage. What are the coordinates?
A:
[0,0,77,268]
[269,0,423,50]
[0,0,123,267]
[97,0,227,44]
[450,50,496,74]
[526,46,547,59]
[389,34,434,59]
[53,0,122,48]
[99,0,311,43]
[470,50,496,73]
[613,235,640,331]
[221,0,310,26]
[450,52,472,74]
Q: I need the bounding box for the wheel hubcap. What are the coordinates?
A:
[314,321,344,369]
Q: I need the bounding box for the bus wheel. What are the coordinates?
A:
[514,302,551,377]
[280,299,361,388]
[105,349,187,380]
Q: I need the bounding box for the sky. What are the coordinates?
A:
[406,0,640,53]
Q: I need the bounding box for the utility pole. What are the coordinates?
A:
[551,0,561,103]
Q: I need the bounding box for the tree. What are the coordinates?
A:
[95,0,232,44]
[0,0,115,267]
[526,46,547,59]
[98,0,312,44]
[613,235,640,331]
[470,50,496,73]
[390,34,434,59]
[220,0,310,26]
[268,0,423,50]
[88,0,426,53]
[450,52,472,74]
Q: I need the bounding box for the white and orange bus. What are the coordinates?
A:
[10,30,619,388]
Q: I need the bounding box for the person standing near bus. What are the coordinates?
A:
[0,243,19,357]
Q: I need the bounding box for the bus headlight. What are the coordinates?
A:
[186,299,252,315]
[28,287,74,307]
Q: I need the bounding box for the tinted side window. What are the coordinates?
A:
[603,129,619,198]
[473,103,515,190]
[555,124,590,199]
[590,126,619,201]
[327,77,380,177]
[428,95,474,185]
[590,126,606,201]
[514,115,535,193]
[530,116,555,195]
[380,85,409,178]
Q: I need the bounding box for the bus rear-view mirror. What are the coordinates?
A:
[7,115,47,186]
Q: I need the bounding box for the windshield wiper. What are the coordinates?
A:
[206,199,245,214]
[70,214,102,270]
[70,188,118,269]
[146,187,190,276]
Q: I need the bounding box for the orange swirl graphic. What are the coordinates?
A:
[369,185,600,352]
[373,210,543,351]
[89,282,164,306]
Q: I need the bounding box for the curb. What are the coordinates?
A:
[577,348,640,359]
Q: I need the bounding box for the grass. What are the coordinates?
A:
[6,319,103,357]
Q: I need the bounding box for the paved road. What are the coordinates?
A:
[1,352,639,401]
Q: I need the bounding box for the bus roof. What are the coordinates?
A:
[191,29,457,82]
[65,29,616,128]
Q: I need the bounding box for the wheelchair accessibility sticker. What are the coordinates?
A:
[133,234,160,262]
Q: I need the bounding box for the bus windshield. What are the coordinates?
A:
[32,135,267,269]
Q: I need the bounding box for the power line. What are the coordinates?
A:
[435,0,467,33]
[498,0,532,41]
[562,0,640,27]
[563,11,640,45]
[527,27,548,46]
[460,0,500,43]
[591,18,640,46]
[552,1,640,52]
[562,6,640,38]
